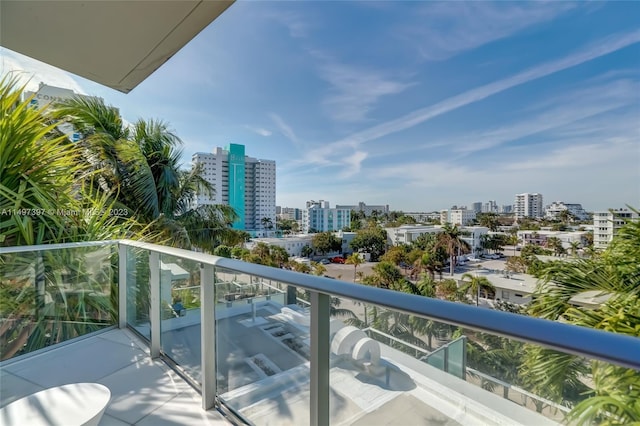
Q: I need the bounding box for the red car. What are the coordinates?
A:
[330,256,345,264]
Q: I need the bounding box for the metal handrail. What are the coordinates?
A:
[3,240,639,371]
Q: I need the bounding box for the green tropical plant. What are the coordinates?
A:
[50,96,238,252]
[525,212,640,423]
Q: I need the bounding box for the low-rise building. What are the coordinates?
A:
[385,225,488,256]
[517,230,589,249]
[335,202,389,217]
[246,235,314,257]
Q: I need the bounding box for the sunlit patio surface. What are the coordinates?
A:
[0,328,230,425]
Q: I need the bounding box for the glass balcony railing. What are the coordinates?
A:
[0,242,117,360]
[1,240,639,425]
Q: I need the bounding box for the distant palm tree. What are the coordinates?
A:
[345,253,365,282]
[460,273,495,306]
[436,223,471,276]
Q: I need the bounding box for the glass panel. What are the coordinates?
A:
[447,336,466,379]
[159,254,201,383]
[425,348,446,371]
[215,267,310,425]
[325,293,590,425]
[125,246,150,339]
[0,244,116,360]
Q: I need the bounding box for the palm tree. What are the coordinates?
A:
[460,273,495,306]
[436,223,471,276]
[558,209,574,226]
[345,253,365,282]
[51,96,238,251]
[261,217,273,231]
[545,236,565,257]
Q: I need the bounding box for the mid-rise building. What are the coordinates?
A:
[441,208,476,226]
[482,201,498,213]
[277,207,302,221]
[302,200,351,233]
[335,202,389,217]
[593,208,639,250]
[545,201,589,221]
[192,144,276,235]
[514,193,543,219]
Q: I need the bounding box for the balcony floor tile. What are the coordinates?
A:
[0,329,231,426]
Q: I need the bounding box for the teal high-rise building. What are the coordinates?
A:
[227,143,246,230]
[192,144,276,235]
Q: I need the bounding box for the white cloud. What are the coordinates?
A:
[297,30,640,169]
[398,2,576,61]
[246,126,272,137]
[316,59,414,123]
[0,48,86,94]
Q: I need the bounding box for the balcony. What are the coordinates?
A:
[1,240,639,425]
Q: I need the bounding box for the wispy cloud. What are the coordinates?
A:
[315,57,414,123]
[269,113,302,147]
[245,125,272,137]
[505,139,636,171]
[298,30,640,170]
[449,78,640,154]
[398,2,576,61]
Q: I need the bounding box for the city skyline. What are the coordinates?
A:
[2,1,639,212]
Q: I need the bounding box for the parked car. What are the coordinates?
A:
[468,256,481,262]
[320,259,330,264]
[330,256,345,264]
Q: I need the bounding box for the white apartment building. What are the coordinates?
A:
[517,230,589,249]
[302,200,351,233]
[385,225,442,246]
[246,235,314,257]
[593,208,639,250]
[514,193,543,219]
[192,144,276,235]
[385,225,488,256]
[402,212,441,223]
[545,201,589,221]
[440,208,476,226]
[335,202,389,217]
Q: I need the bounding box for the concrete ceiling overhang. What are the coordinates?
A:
[0,0,234,93]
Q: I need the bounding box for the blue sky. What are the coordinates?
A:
[2,1,639,212]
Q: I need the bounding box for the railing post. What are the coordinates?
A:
[201,264,216,410]
[118,244,127,329]
[310,291,330,426]
[149,251,161,358]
